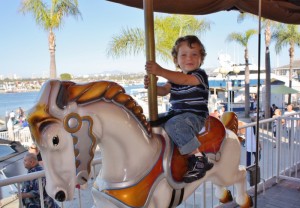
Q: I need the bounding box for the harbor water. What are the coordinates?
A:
[0,92,39,120]
[0,84,145,120]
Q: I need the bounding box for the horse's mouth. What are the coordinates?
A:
[55,190,66,202]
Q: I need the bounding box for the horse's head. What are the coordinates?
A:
[28,79,154,203]
[27,80,101,202]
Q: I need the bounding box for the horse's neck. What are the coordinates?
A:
[86,102,162,183]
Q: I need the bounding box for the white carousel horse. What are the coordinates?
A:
[27,80,252,208]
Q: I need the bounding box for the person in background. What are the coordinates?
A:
[18,153,59,208]
[7,114,15,140]
[284,104,299,147]
[28,144,43,167]
[144,35,214,183]
[18,107,25,119]
[219,106,226,118]
[22,117,29,127]
[210,109,220,119]
[9,110,16,124]
[245,123,261,166]
[272,109,284,148]
[271,104,278,117]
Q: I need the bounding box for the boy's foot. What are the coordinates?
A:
[183,153,214,183]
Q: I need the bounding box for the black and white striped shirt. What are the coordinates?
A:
[169,68,209,118]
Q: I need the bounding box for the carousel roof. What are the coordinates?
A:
[107,0,300,24]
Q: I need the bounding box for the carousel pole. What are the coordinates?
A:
[143,0,158,122]
[254,0,262,207]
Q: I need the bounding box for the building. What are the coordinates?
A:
[273,60,300,81]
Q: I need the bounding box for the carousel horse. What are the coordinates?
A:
[27,80,252,208]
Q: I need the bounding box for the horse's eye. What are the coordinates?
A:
[53,136,59,146]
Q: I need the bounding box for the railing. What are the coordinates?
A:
[0,158,102,208]
[0,127,33,148]
[0,112,299,207]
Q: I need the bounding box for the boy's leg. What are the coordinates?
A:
[164,113,214,183]
[164,112,202,154]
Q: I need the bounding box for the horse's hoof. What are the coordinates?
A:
[239,195,253,208]
[219,190,233,203]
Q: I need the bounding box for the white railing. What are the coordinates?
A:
[1,112,300,208]
[0,127,33,148]
[0,158,102,208]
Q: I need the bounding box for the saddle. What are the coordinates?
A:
[101,113,238,207]
[170,112,239,182]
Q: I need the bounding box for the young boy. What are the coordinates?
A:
[144,35,213,183]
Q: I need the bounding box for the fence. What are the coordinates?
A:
[0,127,33,148]
[0,112,299,207]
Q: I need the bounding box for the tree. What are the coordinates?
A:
[107,15,212,64]
[19,0,81,79]
[272,24,300,104]
[226,29,257,117]
[237,14,277,118]
[60,73,72,80]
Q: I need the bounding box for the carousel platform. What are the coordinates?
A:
[2,177,299,208]
[217,172,300,208]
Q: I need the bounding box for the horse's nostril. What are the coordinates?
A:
[55,190,66,202]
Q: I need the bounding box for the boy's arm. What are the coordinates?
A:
[157,82,171,96]
[144,75,171,96]
[161,70,200,86]
[145,61,200,85]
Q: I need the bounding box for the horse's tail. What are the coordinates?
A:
[220,112,241,142]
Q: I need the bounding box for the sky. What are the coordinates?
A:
[1,0,300,78]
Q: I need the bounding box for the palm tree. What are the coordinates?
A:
[226,29,257,117]
[237,14,277,118]
[107,15,212,64]
[272,24,300,104]
[19,0,81,79]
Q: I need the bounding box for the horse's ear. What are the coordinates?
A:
[56,81,72,109]
[48,80,69,119]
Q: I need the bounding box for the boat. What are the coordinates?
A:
[130,88,170,117]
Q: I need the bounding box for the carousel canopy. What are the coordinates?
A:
[107,0,300,24]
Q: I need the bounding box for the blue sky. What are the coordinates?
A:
[0,0,299,78]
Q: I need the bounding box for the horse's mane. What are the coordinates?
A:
[58,80,151,134]
[28,80,151,145]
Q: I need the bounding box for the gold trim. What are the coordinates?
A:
[64,113,82,133]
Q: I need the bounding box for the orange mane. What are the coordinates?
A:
[28,80,151,144]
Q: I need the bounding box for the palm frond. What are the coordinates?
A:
[107,28,145,58]
[19,0,50,30]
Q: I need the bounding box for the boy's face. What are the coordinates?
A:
[174,41,202,74]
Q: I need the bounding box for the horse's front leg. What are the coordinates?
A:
[234,166,253,208]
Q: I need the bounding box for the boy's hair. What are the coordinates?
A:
[171,35,207,64]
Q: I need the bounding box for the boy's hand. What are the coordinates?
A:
[144,75,159,89]
[145,61,163,76]
[144,75,150,89]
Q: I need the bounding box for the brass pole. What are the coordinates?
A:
[143,0,158,121]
